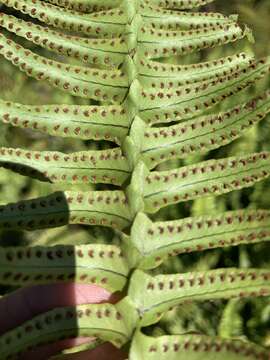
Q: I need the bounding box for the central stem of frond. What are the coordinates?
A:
[121,1,149,222]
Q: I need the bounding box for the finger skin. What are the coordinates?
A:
[0,283,125,359]
[0,283,118,334]
[22,341,127,360]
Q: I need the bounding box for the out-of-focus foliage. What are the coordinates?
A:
[0,0,269,351]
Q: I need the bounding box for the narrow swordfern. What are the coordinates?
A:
[0,0,269,358]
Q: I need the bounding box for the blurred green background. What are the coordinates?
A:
[0,0,270,349]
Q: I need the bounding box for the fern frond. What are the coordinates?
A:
[0,244,129,291]
[218,299,244,339]
[1,0,126,36]
[0,0,269,356]
[140,7,237,30]
[138,22,252,59]
[0,147,130,186]
[149,0,215,10]
[0,34,128,102]
[130,331,269,360]
[144,152,270,213]
[44,0,122,12]
[0,13,128,67]
[138,53,255,87]
[129,268,270,326]
[142,92,270,167]
[137,58,270,124]
[130,210,270,269]
[0,298,137,360]
[0,191,132,231]
[0,101,129,144]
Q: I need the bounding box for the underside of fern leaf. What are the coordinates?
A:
[0,0,269,358]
